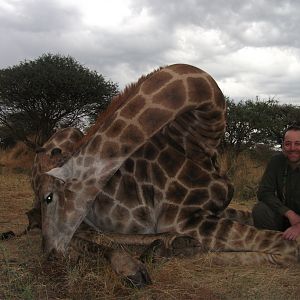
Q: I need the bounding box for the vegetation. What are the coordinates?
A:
[0,54,118,149]
[223,97,300,156]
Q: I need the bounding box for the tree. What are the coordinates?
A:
[0,53,118,148]
[220,98,300,176]
[223,97,300,156]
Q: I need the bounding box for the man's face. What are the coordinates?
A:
[283,130,300,164]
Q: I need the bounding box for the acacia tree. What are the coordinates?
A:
[0,54,118,148]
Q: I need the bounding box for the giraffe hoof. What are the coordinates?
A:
[125,264,152,288]
[109,250,152,288]
[170,235,203,257]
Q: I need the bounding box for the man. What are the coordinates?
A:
[252,124,300,240]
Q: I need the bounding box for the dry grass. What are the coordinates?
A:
[1,150,300,299]
[0,142,34,172]
[220,152,267,210]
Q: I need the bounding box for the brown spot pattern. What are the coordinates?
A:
[141,184,154,207]
[101,141,120,159]
[87,135,102,155]
[132,206,152,225]
[142,71,173,94]
[184,189,209,206]
[187,77,212,104]
[153,80,186,110]
[111,205,130,221]
[210,182,227,202]
[123,158,134,173]
[106,119,126,138]
[138,108,172,136]
[178,161,211,188]
[151,162,167,189]
[120,95,146,119]
[143,142,159,160]
[159,203,178,225]
[115,175,140,208]
[166,181,187,204]
[168,64,202,74]
[158,146,185,177]
[135,159,149,182]
[120,125,144,145]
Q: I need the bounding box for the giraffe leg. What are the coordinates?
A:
[74,229,180,246]
[206,251,297,266]
[189,215,299,266]
[71,236,152,288]
[140,235,204,262]
[218,207,254,226]
[74,229,204,262]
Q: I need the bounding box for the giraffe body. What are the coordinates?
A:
[33,64,299,266]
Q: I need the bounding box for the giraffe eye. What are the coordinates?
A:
[44,193,53,204]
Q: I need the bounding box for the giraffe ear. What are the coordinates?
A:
[46,166,71,182]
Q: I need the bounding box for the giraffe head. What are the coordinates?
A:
[31,128,84,257]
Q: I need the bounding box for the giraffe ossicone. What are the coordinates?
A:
[32,64,299,272]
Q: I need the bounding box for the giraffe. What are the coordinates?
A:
[33,64,299,284]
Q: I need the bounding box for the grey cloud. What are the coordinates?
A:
[133,0,300,48]
[0,0,81,33]
[0,0,299,104]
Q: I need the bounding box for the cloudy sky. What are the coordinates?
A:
[1,0,300,104]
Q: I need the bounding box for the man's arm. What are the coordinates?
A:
[257,156,289,215]
[282,210,300,240]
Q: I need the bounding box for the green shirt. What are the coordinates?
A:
[257,153,300,215]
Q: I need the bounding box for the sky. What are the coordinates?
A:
[0,0,300,105]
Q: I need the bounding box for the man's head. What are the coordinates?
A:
[282,124,300,164]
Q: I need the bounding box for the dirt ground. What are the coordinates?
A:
[1,173,300,300]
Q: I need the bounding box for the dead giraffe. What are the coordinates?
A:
[33,64,299,285]
[27,124,251,286]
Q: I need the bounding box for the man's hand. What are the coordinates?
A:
[284,210,300,226]
[282,223,300,240]
[282,210,300,240]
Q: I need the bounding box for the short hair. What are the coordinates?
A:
[283,123,300,141]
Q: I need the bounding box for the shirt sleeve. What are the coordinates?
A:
[257,157,290,216]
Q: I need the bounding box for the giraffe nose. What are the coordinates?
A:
[42,236,59,260]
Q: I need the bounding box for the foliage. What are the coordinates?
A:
[0,54,118,148]
[222,97,300,156]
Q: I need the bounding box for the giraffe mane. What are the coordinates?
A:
[74,66,165,151]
